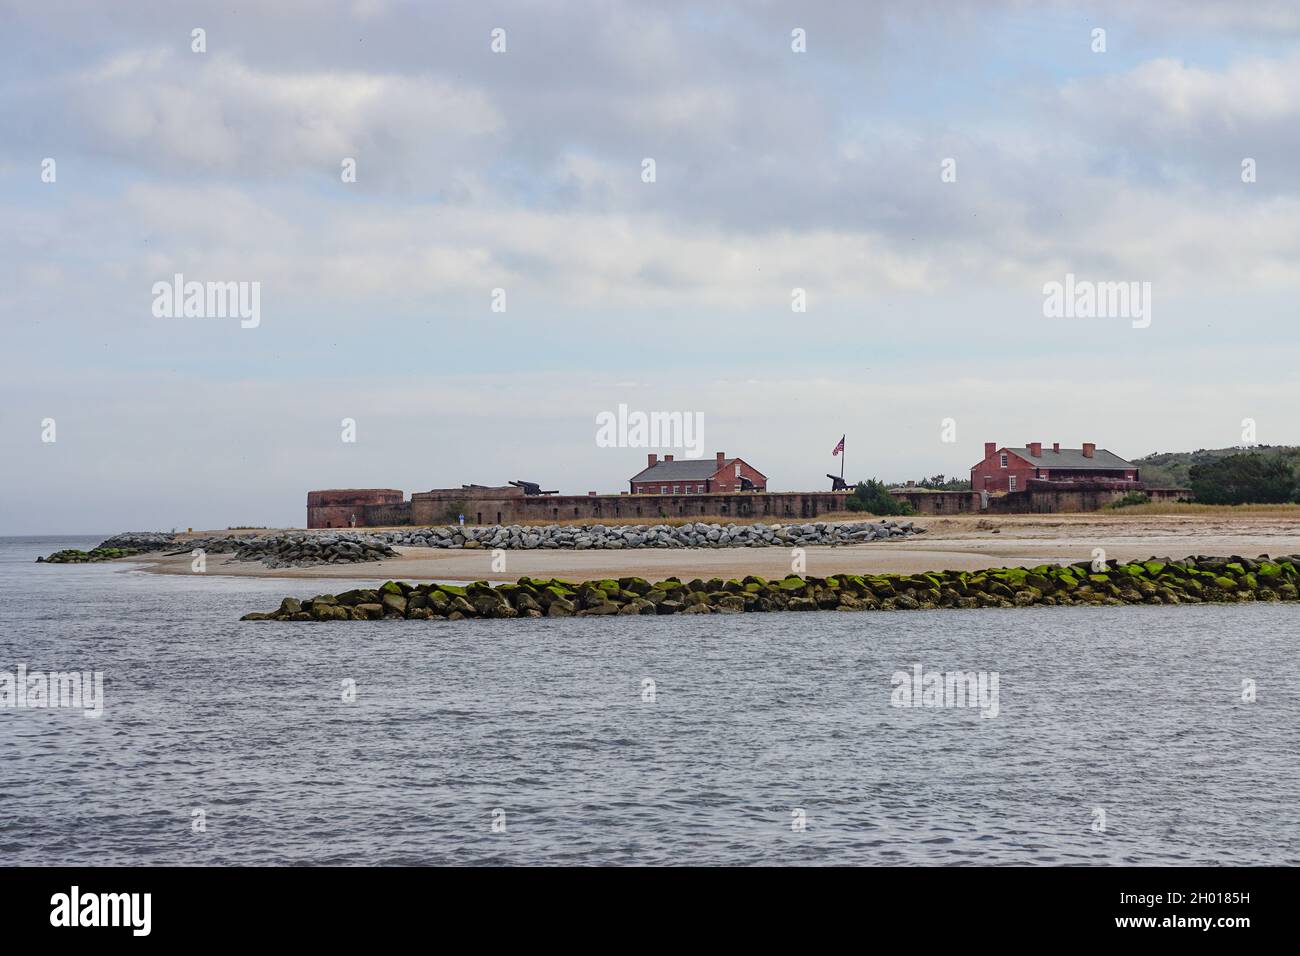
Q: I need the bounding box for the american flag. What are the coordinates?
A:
[832,435,845,456]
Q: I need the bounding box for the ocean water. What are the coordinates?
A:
[1,535,1296,866]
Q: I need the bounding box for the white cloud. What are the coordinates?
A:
[66,49,502,181]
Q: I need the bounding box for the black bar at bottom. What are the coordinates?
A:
[0,866,1282,941]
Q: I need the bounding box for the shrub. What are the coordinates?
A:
[845,480,915,516]
[1108,491,1151,508]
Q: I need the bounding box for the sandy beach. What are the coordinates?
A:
[135,512,1300,582]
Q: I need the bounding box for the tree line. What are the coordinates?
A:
[1188,453,1300,504]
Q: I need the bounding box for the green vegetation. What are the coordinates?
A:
[1107,491,1152,508]
[845,480,915,516]
[906,474,972,491]
[1188,453,1298,505]
[1134,445,1300,489]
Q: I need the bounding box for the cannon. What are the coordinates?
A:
[509,480,559,496]
[827,474,852,491]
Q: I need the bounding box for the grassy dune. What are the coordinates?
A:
[1107,502,1300,516]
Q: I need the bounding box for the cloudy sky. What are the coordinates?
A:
[3,0,1299,532]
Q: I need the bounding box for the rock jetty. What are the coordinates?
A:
[216,532,399,568]
[97,532,179,550]
[240,554,1300,621]
[37,546,151,563]
[40,521,923,568]
[37,531,181,563]
[37,530,398,568]
[371,520,919,551]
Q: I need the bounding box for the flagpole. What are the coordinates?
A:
[840,436,845,481]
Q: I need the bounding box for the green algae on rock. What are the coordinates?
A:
[37,547,149,563]
[240,554,1300,621]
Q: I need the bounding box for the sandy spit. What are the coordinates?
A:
[133,513,1300,583]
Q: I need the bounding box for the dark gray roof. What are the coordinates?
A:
[630,458,734,482]
[1008,447,1134,470]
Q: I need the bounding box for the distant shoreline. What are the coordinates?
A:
[121,512,1300,582]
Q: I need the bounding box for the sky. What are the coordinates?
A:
[2,0,1299,533]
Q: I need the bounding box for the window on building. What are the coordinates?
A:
[735,463,741,478]
[673,485,680,494]
[1000,454,1008,468]
[660,485,667,494]
[1009,475,1017,491]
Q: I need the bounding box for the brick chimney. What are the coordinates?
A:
[664,454,674,462]
[716,451,726,467]
[1082,442,1095,458]
[984,442,996,459]
[1052,442,1060,453]
[1028,442,1042,457]
[647,453,658,467]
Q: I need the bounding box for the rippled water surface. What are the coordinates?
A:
[2,535,1297,865]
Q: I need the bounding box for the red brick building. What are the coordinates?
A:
[628,451,767,495]
[970,442,1138,494]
